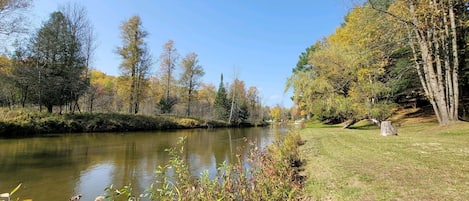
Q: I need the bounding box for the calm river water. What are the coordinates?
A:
[0,126,289,200]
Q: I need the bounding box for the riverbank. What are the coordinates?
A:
[0,109,267,137]
[298,109,469,200]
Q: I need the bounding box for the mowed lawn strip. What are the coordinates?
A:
[299,122,469,200]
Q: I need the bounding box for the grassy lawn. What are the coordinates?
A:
[299,120,469,200]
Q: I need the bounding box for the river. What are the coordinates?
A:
[0,126,289,200]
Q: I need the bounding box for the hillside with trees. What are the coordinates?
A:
[286,0,469,127]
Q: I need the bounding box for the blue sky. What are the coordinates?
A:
[31,0,352,107]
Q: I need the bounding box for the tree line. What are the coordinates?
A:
[0,0,271,124]
[286,0,469,126]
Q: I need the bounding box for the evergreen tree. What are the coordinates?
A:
[213,74,230,120]
[31,11,88,113]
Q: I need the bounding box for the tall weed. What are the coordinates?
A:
[105,131,304,200]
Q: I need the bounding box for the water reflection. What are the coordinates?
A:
[0,127,287,200]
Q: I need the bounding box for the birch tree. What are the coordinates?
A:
[370,0,467,125]
[228,78,248,124]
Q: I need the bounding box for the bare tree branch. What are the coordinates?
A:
[0,0,31,36]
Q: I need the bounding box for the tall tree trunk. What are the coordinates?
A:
[448,1,459,120]
[229,83,236,124]
[407,1,460,125]
[21,86,28,108]
[47,104,53,113]
[187,88,192,116]
[134,73,140,114]
[89,93,94,113]
[166,66,171,101]
[129,67,136,113]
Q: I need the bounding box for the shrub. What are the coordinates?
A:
[177,118,200,127]
[105,131,304,200]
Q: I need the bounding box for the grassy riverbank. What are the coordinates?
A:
[0,108,256,137]
[299,114,469,200]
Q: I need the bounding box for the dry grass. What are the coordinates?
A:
[388,106,438,125]
[299,110,469,200]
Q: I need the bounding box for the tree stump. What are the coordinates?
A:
[380,121,397,136]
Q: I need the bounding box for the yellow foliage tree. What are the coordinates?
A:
[287,4,401,126]
[270,106,281,121]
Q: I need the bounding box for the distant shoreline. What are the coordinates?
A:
[0,112,268,137]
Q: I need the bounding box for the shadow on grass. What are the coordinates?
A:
[404,105,434,119]
[307,124,341,129]
[348,124,379,130]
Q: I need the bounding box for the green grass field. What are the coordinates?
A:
[299,120,469,200]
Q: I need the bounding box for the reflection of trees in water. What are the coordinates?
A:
[182,128,271,178]
[0,137,93,200]
[0,128,279,200]
[108,133,181,194]
[185,129,213,172]
[112,141,137,188]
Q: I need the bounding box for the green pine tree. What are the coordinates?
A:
[213,74,230,120]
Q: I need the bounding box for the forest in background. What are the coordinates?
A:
[287,0,469,127]
[0,0,285,126]
[1,0,468,128]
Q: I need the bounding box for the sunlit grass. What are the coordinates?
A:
[299,121,469,200]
